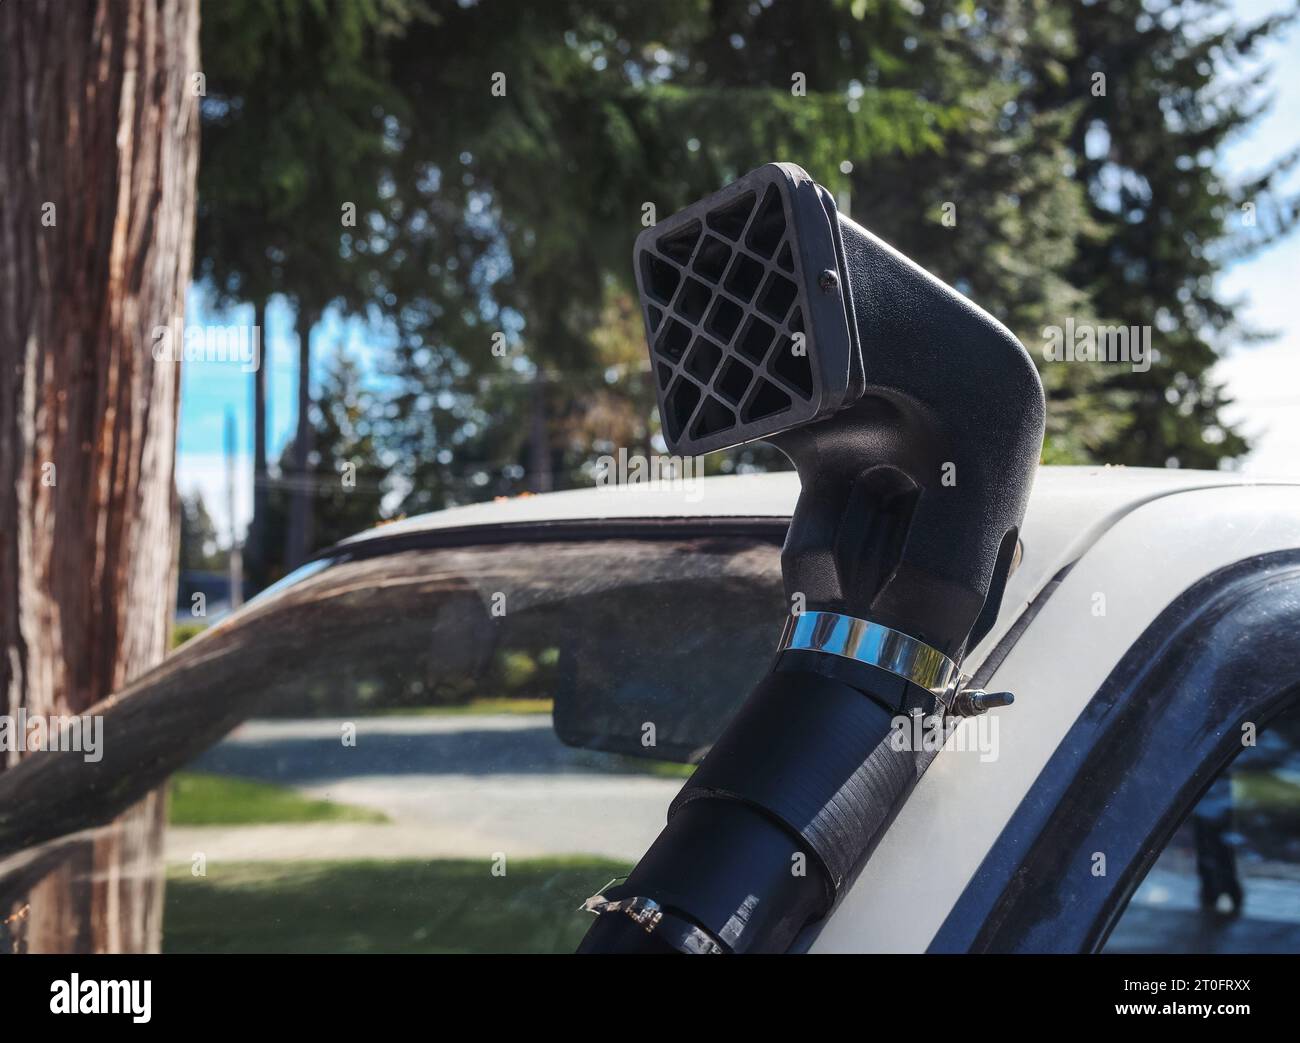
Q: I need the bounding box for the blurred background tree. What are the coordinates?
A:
[263,349,390,555]
[180,493,228,573]
[195,0,413,577]
[188,0,1299,592]
[1051,0,1299,467]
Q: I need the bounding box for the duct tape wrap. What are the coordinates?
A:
[671,665,921,904]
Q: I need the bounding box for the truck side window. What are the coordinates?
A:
[1104,700,1300,953]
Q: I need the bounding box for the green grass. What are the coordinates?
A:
[595,754,696,779]
[171,621,208,648]
[163,857,631,953]
[365,697,554,717]
[168,772,388,826]
[1234,771,1300,810]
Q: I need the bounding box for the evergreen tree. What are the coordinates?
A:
[195,0,413,574]
[264,349,390,574]
[179,492,227,573]
[193,0,1300,530]
[1046,0,1298,467]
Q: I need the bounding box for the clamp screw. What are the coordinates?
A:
[818,269,839,293]
[952,689,1015,717]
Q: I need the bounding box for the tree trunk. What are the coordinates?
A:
[246,295,269,589]
[285,306,318,569]
[527,369,553,493]
[0,0,200,953]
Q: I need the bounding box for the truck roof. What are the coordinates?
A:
[338,465,1299,674]
[343,464,1290,543]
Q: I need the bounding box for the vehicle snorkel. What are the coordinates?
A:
[579,163,1044,954]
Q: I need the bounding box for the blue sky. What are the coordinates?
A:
[176,292,386,541]
[178,1,1300,541]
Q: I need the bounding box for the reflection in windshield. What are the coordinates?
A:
[0,533,785,953]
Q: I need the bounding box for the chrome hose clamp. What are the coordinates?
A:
[581,893,724,954]
[777,609,1016,717]
[778,610,961,706]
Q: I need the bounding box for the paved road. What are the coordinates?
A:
[168,715,679,864]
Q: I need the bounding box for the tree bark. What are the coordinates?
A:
[285,306,317,569]
[0,0,200,953]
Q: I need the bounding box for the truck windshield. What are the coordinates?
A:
[0,531,784,953]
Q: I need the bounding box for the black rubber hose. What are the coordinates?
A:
[575,798,825,954]
[578,667,920,953]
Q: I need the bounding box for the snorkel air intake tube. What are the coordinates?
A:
[578,163,1045,954]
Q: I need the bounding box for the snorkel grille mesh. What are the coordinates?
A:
[635,168,828,455]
